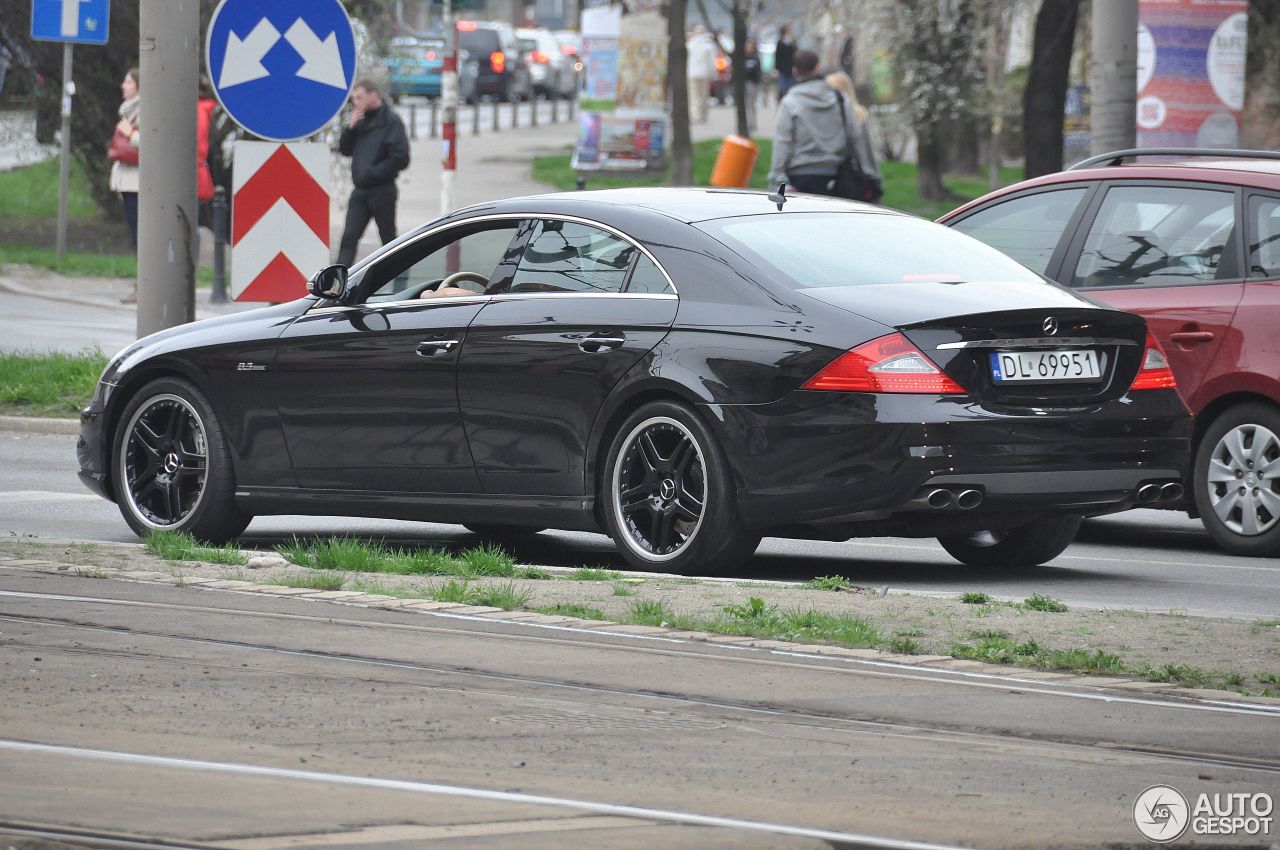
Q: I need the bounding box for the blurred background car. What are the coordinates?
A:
[940,149,1280,558]
[457,20,530,102]
[553,30,583,95]
[516,27,575,99]
[386,35,446,101]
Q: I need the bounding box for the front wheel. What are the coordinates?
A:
[1193,403,1280,556]
[113,377,250,543]
[937,515,1082,568]
[602,401,759,575]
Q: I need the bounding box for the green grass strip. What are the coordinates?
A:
[0,349,106,417]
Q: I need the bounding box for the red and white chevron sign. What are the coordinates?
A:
[232,141,330,302]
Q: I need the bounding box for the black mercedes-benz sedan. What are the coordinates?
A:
[78,188,1191,573]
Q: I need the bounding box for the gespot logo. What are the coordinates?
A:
[1133,785,1274,843]
[1134,785,1190,843]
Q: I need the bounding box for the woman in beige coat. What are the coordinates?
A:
[109,68,140,249]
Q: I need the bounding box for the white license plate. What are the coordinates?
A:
[990,350,1101,383]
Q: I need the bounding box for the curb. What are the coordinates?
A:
[0,414,80,435]
[3,554,1277,711]
[0,272,134,314]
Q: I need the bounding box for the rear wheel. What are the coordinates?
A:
[602,401,759,575]
[937,515,1082,568]
[1193,403,1280,556]
[113,377,250,543]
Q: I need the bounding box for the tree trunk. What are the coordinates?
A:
[916,121,949,200]
[1090,0,1137,155]
[731,0,749,137]
[949,115,982,175]
[987,7,1010,190]
[1023,0,1080,178]
[668,0,694,185]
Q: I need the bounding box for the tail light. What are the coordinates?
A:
[802,333,965,394]
[426,50,437,61]
[456,20,477,31]
[1130,332,1177,391]
[715,55,729,73]
[490,51,506,73]
[560,44,577,55]
[532,50,549,64]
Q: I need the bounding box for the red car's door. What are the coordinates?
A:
[1059,181,1246,414]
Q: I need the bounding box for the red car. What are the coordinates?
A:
[940,149,1280,557]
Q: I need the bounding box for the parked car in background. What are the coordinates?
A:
[457,20,530,102]
[516,27,575,99]
[553,30,583,94]
[940,149,1280,557]
[78,189,1189,575]
[386,35,446,100]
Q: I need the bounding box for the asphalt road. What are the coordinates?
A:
[0,291,136,355]
[1,567,1276,850]
[4,429,1278,620]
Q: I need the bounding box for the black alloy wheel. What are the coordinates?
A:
[937,514,1082,568]
[1193,402,1280,556]
[114,377,250,543]
[603,401,759,575]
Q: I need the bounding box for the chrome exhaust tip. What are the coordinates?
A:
[1160,482,1184,501]
[1136,484,1162,504]
[926,489,954,509]
[956,489,983,510]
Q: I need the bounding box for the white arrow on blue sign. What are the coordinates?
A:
[30,0,110,45]
[206,0,356,142]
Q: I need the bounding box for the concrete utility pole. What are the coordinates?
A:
[137,0,199,338]
[1090,0,1138,155]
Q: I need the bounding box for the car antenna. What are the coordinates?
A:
[768,182,787,210]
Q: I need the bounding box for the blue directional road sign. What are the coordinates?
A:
[31,0,110,45]
[206,0,356,142]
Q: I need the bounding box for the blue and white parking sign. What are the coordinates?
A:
[31,0,110,45]
[206,0,356,142]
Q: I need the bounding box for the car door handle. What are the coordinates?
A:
[416,339,460,357]
[1169,331,1214,344]
[578,334,625,353]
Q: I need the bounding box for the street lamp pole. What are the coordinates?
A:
[440,0,457,215]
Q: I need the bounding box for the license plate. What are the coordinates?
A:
[990,349,1101,383]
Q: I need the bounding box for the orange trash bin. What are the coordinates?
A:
[709,135,759,188]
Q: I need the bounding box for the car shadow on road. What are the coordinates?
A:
[1076,516,1220,554]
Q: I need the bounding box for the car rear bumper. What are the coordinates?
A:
[704,389,1192,535]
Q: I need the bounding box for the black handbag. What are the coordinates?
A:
[834,95,883,203]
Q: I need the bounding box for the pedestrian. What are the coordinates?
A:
[107,67,140,303]
[108,68,140,248]
[767,49,879,200]
[336,80,410,268]
[196,75,217,244]
[774,25,796,99]
[686,25,717,125]
[743,38,762,133]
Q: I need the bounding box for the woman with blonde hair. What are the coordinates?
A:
[824,71,868,123]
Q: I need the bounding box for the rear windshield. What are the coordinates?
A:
[460,29,501,53]
[699,213,1046,288]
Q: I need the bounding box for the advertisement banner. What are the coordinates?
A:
[1137,0,1248,148]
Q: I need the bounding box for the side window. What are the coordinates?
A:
[1249,195,1280,277]
[1071,186,1237,289]
[625,253,674,294]
[363,222,521,303]
[951,188,1087,275]
[507,220,637,294]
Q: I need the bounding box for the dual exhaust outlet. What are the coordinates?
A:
[1136,481,1183,505]
[918,487,984,511]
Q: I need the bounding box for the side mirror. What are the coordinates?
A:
[307,264,349,301]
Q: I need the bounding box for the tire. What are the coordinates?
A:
[112,377,250,543]
[602,401,759,575]
[464,524,545,539]
[1193,402,1280,556]
[937,515,1082,568]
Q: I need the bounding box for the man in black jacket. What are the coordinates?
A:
[336,80,410,267]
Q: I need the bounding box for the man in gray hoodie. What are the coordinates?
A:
[767,49,878,197]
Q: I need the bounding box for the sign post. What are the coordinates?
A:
[31,0,111,262]
[206,0,356,301]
